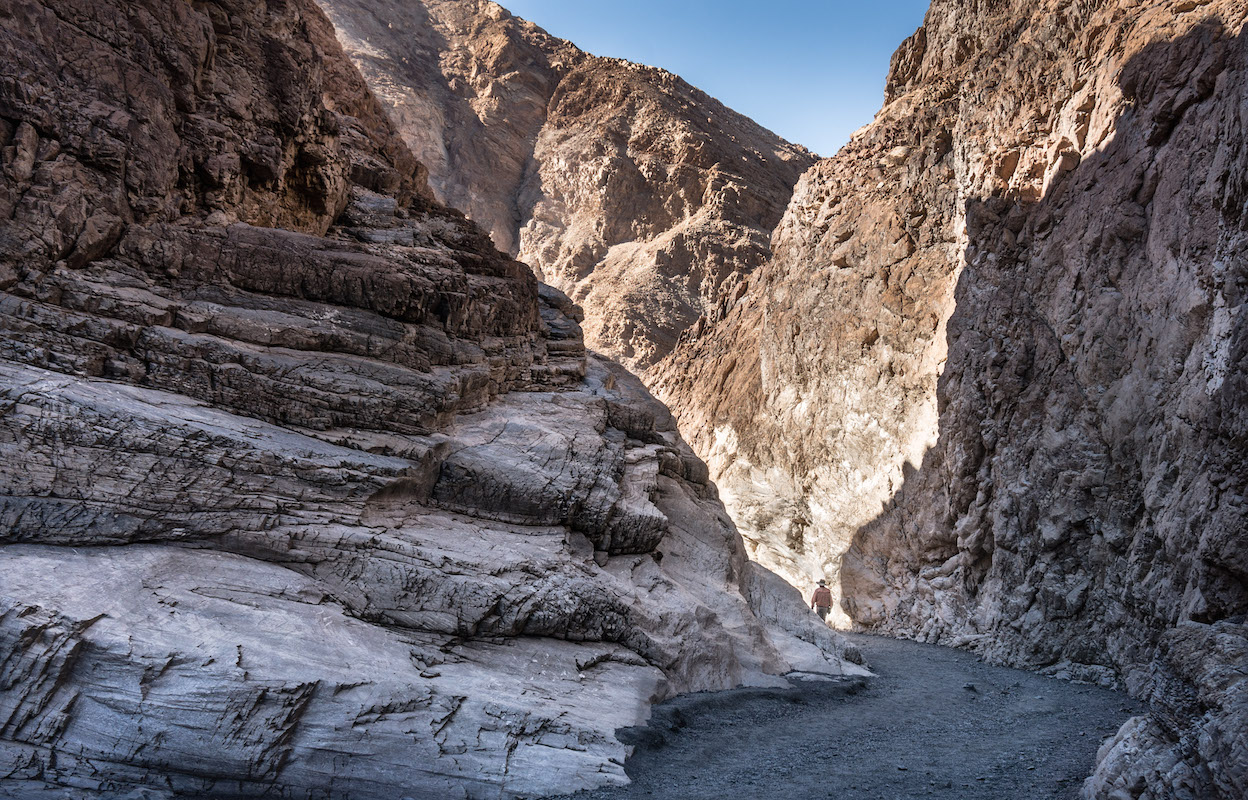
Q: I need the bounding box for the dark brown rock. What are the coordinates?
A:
[314,0,817,375]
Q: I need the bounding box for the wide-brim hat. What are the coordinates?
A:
[817,579,827,586]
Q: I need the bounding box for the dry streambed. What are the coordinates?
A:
[556,633,1141,800]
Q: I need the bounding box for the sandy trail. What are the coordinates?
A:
[555,633,1141,800]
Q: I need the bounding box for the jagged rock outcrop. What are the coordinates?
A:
[0,1,863,797]
[1085,620,1247,800]
[312,0,817,375]
[654,0,1248,796]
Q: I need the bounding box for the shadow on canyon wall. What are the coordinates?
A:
[318,0,561,255]
[841,15,1248,681]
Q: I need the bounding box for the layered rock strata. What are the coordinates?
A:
[0,1,861,797]
[654,1,1248,796]
[313,0,817,375]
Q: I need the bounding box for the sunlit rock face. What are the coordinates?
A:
[654,1,1248,796]
[0,0,862,797]
[312,0,817,377]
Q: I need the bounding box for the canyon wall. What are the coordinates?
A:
[0,1,862,797]
[312,0,817,376]
[656,0,1248,796]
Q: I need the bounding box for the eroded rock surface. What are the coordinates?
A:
[0,1,861,797]
[653,1,1248,797]
[1085,621,1247,800]
[313,0,817,375]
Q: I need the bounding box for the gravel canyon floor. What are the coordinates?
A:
[557,634,1141,800]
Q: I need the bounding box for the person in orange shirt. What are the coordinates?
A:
[811,579,833,622]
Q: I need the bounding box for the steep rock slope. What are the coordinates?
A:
[654,1,1248,796]
[0,1,862,798]
[312,0,817,375]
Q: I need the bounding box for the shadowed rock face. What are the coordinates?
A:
[0,0,862,797]
[312,0,817,376]
[653,1,1248,796]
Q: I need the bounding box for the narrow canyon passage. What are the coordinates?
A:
[556,634,1141,800]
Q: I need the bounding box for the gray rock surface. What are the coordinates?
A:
[1084,621,1247,800]
[652,1,1248,796]
[0,1,861,797]
[312,0,817,375]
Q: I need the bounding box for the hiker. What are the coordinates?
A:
[811,579,833,621]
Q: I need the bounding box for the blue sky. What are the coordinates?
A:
[501,0,932,157]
